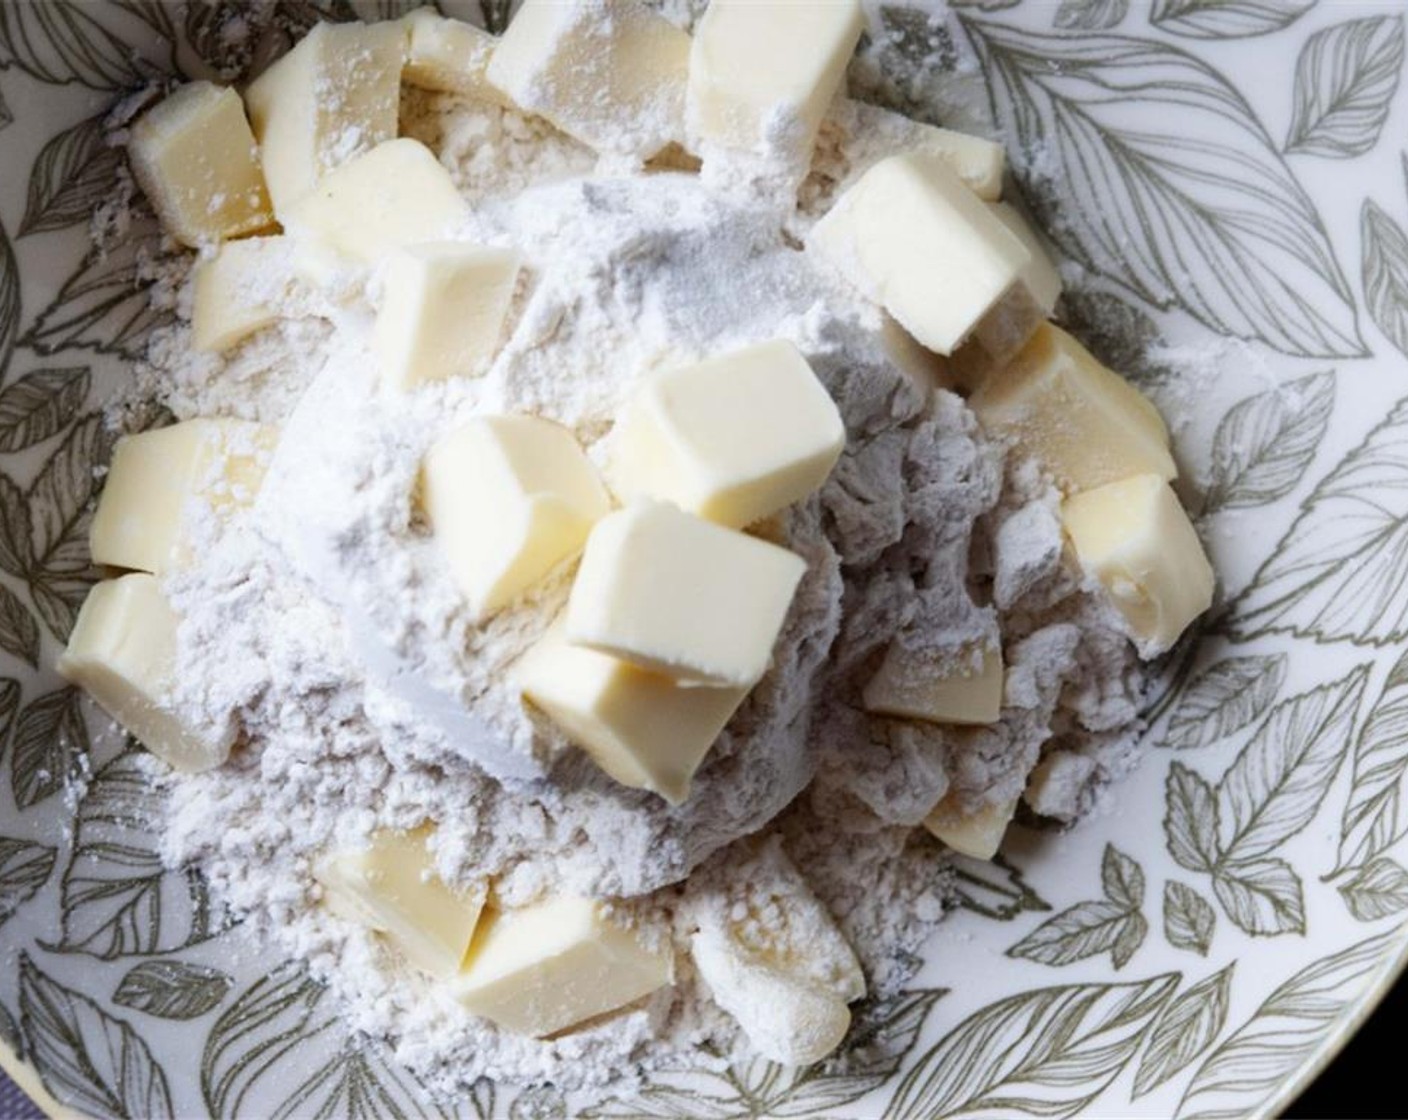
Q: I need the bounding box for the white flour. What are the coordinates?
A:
[111,22,1154,1097]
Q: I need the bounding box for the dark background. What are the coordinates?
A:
[1285,970,1407,1118]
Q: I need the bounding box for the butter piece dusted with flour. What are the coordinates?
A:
[990,202,1062,314]
[454,896,672,1036]
[517,622,746,804]
[374,244,520,390]
[566,502,806,687]
[245,21,404,214]
[487,0,689,161]
[400,8,498,99]
[192,236,288,353]
[811,150,1034,356]
[421,416,611,617]
[924,794,1017,861]
[688,0,863,164]
[284,139,470,268]
[58,575,232,772]
[91,420,278,574]
[915,125,1005,202]
[608,340,844,529]
[969,324,1176,493]
[128,81,273,247]
[316,826,485,976]
[864,643,1003,726]
[1062,474,1214,655]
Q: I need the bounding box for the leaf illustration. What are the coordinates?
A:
[1179,929,1396,1119]
[0,221,18,379]
[1212,857,1305,935]
[0,582,39,667]
[1203,372,1334,513]
[1134,964,1234,1098]
[1285,16,1404,158]
[1164,655,1287,750]
[1009,901,1145,969]
[55,750,226,959]
[1054,0,1126,31]
[886,973,1177,1120]
[1362,198,1408,358]
[1149,0,1315,39]
[0,472,32,578]
[20,117,126,237]
[1163,881,1216,955]
[962,19,1362,358]
[0,1000,20,1060]
[0,676,19,750]
[1216,666,1368,861]
[952,854,1054,921]
[0,368,91,454]
[1102,844,1145,909]
[1166,762,1221,874]
[0,836,58,924]
[1334,647,1408,873]
[0,85,10,130]
[0,2,172,89]
[19,953,173,1119]
[1337,857,1408,921]
[10,686,87,810]
[114,961,234,1020]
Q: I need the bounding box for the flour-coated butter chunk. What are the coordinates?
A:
[863,643,1003,726]
[517,622,745,804]
[128,81,273,247]
[1062,474,1214,655]
[916,125,1005,202]
[374,244,520,390]
[487,0,689,160]
[608,340,844,529]
[192,237,288,353]
[90,420,278,575]
[811,150,1032,356]
[316,826,486,977]
[924,795,1017,861]
[401,8,498,99]
[283,139,470,268]
[421,416,611,616]
[244,21,403,214]
[58,575,231,772]
[969,324,1176,493]
[688,0,862,163]
[990,202,1062,314]
[454,896,672,1037]
[566,502,806,687]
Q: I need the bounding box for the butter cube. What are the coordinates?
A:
[421,416,611,616]
[811,151,1034,356]
[917,126,1005,202]
[607,340,844,529]
[454,896,672,1037]
[400,8,498,99]
[316,827,486,977]
[374,244,521,391]
[283,139,470,268]
[566,502,806,687]
[969,324,1176,493]
[990,202,1062,314]
[1061,474,1214,655]
[91,420,278,575]
[244,21,404,214]
[58,575,231,772]
[924,795,1017,861]
[487,0,689,161]
[688,0,863,163]
[863,643,1003,726]
[128,81,273,247]
[517,621,746,804]
[192,237,288,353]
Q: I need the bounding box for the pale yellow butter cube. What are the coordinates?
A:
[192,237,288,353]
[517,621,746,804]
[811,150,1033,356]
[1062,474,1214,655]
[969,324,1176,493]
[566,502,806,687]
[608,340,844,528]
[421,416,611,616]
[487,0,689,161]
[454,896,672,1037]
[58,575,232,772]
[283,139,470,268]
[400,8,498,99]
[374,244,521,390]
[128,81,273,247]
[316,826,486,977]
[90,420,278,575]
[990,202,1062,314]
[924,794,1017,861]
[244,21,404,214]
[688,0,863,163]
[863,643,1003,726]
[917,126,1005,202]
